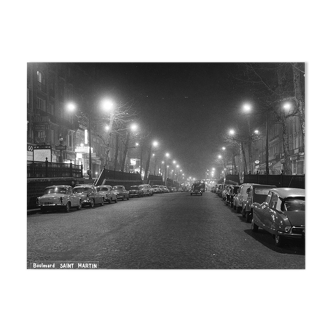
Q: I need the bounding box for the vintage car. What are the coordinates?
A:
[233,183,258,213]
[160,186,170,193]
[152,185,162,193]
[243,184,276,222]
[226,185,240,207]
[37,185,82,213]
[138,184,154,196]
[129,185,144,198]
[73,185,105,208]
[112,185,130,200]
[251,188,305,247]
[96,185,118,203]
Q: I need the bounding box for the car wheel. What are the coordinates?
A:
[41,207,47,214]
[251,218,258,232]
[101,198,104,206]
[241,206,246,217]
[127,196,129,200]
[274,234,283,247]
[64,202,70,213]
[114,198,118,203]
[190,193,192,196]
[90,200,95,208]
[77,200,82,210]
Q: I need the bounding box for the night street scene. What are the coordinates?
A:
[27,62,305,270]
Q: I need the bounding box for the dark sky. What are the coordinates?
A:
[85,63,252,178]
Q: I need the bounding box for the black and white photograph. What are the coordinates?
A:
[26,62,306,269]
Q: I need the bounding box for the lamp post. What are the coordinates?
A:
[144,140,159,181]
[164,153,170,185]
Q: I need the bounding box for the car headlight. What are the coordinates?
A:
[284,226,292,233]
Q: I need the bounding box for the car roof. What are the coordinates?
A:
[269,188,305,198]
[74,185,94,187]
[250,184,276,188]
[46,185,70,188]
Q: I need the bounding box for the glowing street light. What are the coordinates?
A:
[243,103,252,113]
[254,129,259,135]
[229,129,235,136]
[222,146,226,151]
[66,102,76,112]
[101,99,114,112]
[283,102,292,112]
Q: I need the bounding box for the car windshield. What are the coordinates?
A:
[130,186,138,189]
[153,186,159,188]
[73,187,92,193]
[233,187,240,194]
[113,186,122,190]
[97,187,109,192]
[283,197,305,211]
[254,188,271,195]
[44,187,67,194]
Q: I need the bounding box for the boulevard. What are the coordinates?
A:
[27,192,305,269]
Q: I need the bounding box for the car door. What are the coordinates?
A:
[256,192,272,228]
[68,187,78,206]
[263,192,278,232]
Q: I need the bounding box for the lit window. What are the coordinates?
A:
[37,71,42,83]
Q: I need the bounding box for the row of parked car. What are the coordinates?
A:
[212,183,305,247]
[36,183,176,213]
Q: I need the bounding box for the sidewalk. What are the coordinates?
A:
[27,208,40,215]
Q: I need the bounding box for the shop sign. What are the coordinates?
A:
[75,146,90,154]
[34,146,52,162]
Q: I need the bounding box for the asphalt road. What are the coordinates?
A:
[27,191,305,269]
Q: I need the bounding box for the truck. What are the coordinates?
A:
[190,181,206,196]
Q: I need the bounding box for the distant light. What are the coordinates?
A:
[165,153,170,157]
[105,125,110,131]
[222,146,226,150]
[229,129,235,136]
[212,168,215,171]
[135,142,139,146]
[152,141,158,147]
[254,130,259,135]
[173,160,176,164]
[218,155,222,159]
[95,172,98,175]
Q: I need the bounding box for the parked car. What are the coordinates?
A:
[152,185,162,193]
[129,185,143,198]
[190,181,205,196]
[73,185,105,208]
[37,185,82,213]
[226,185,240,207]
[243,184,276,222]
[251,188,305,247]
[160,186,170,193]
[216,184,224,196]
[233,183,258,213]
[221,185,231,200]
[138,184,154,196]
[112,185,130,200]
[96,185,118,204]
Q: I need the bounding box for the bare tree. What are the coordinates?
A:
[234,63,305,175]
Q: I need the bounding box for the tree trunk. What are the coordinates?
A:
[240,141,247,174]
[292,63,305,146]
[144,145,152,181]
[113,133,119,171]
[281,119,292,174]
[121,131,130,172]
